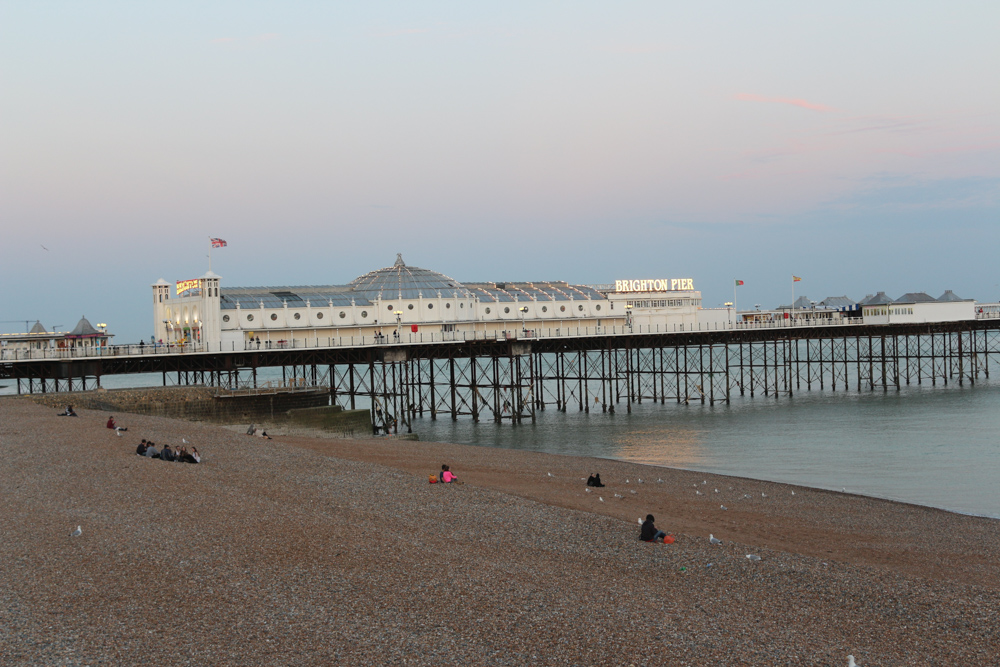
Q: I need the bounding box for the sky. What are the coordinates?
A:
[2,1,998,342]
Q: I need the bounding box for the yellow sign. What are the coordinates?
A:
[176,279,201,295]
[615,279,694,292]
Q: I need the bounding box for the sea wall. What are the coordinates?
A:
[17,385,333,423]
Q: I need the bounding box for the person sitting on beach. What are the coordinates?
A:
[189,447,201,464]
[589,473,605,488]
[161,445,175,462]
[136,439,148,456]
[145,442,160,459]
[106,416,127,432]
[440,464,462,484]
[640,514,669,543]
[58,405,77,417]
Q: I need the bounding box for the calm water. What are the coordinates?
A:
[6,371,999,518]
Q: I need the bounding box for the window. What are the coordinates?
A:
[361,310,368,318]
[542,306,547,312]
[504,307,510,314]
[595,305,601,311]
[578,305,584,311]
[247,314,254,321]
[446,303,451,309]
[339,312,346,318]
[428,303,434,309]
[485,307,491,314]
[294,313,301,320]
[270,314,277,321]
[408,304,414,310]
[560,306,566,312]
[316,312,324,319]
[387,305,394,311]
[459,303,464,308]
[223,315,230,323]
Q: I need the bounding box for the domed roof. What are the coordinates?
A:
[350,254,469,299]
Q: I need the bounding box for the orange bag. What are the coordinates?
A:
[428,475,438,484]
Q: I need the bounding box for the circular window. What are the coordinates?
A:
[270,314,277,321]
[223,315,230,322]
[408,304,414,310]
[460,303,464,308]
[294,313,301,320]
[504,307,510,314]
[578,305,584,311]
[485,307,491,314]
[361,310,368,318]
[339,312,346,319]
[316,312,324,319]
[446,303,451,309]
[595,305,601,311]
[542,306,547,313]
[387,305,394,311]
[560,306,566,312]
[246,314,254,321]
[428,303,434,309]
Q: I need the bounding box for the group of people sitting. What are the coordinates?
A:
[586,473,605,487]
[429,464,462,484]
[136,439,201,463]
[57,405,78,417]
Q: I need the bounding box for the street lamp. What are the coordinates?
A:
[519,306,528,333]
[394,310,402,341]
[625,304,633,331]
[723,303,733,327]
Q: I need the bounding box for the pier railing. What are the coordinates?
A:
[7,313,995,362]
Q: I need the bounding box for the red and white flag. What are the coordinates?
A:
[211,238,227,248]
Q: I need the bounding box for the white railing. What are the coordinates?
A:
[0,316,893,362]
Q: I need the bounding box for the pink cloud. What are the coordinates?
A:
[737,93,836,113]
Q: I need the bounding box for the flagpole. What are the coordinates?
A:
[791,277,795,320]
[208,237,213,272]
[733,279,738,325]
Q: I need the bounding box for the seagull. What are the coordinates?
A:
[746,554,761,562]
[702,480,707,485]
[584,487,591,493]
[625,479,629,484]
[638,518,643,525]
[761,492,767,498]
[709,534,722,545]
[547,472,554,477]
[657,478,663,483]
[115,430,122,437]
[842,488,846,493]
[720,505,727,510]
[692,484,697,488]
[637,478,643,484]
[613,493,623,499]
[629,490,637,494]
[41,244,49,251]
[182,438,189,444]
[714,488,719,493]
[70,526,82,537]
[847,656,859,667]
[695,490,703,495]
[599,497,604,502]
[791,491,795,496]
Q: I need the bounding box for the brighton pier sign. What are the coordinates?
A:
[615,278,694,292]
[176,279,202,295]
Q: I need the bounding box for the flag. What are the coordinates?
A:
[735,280,744,286]
[211,238,227,248]
[792,275,802,282]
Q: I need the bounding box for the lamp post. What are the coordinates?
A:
[723,303,733,328]
[625,304,633,332]
[394,310,402,341]
[519,306,528,334]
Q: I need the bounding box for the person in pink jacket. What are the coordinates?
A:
[440,464,460,483]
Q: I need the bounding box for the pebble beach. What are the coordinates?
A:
[2,399,998,666]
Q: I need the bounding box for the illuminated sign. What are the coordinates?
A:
[176,279,201,295]
[615,279,694,292]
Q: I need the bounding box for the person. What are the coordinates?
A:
[139,339,145,350]
[136,439,148,456]
[640,514,669,543]
[588,473,605,488]
[161,444,175,462]
[58,405,77,417]
[106,416,127,432]
[247,424,256,435]
[440,464,462,484]
[190,447,201,464]
[145,442,160,459]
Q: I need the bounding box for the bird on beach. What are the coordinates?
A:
[702,480,707,485]
[625,479,629,484]
[791,491,795,496]
[761,492,767,498]
[613,493,623,499]
[547,472,554,477]
[629,490,637,495]
[657,478,663,483]
[714,488,719,493]
[709,534,722,545]
[584,487,591,493]
[720,505,727,510]
[115,430,122,437]
[599,497,604,502]
[746,554,761,562]
[847,656,859,667]
[695,490,703,495]
[182,438,189,444]
[637,478,643,483]
[70,526,82,537]
[638,518,643,525]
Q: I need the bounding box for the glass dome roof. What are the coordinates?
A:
[349,254,470,299]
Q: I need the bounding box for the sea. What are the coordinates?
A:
[5,370,999,519]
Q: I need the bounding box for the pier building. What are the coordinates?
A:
[151,254,703,347]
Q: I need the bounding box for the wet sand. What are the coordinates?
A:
[2,399,997,665]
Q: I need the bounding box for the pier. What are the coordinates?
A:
[4,318,1000,433]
